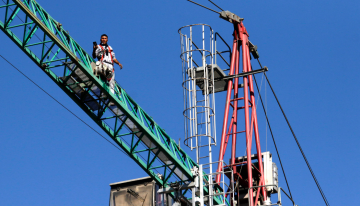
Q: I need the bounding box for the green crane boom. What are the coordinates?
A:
[0,0,195,193]
[0,0,225,204]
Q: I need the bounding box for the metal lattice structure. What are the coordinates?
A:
[0,0,206,198]
[179,24,216,168]
[215,18,268,206]
[179,24,233,206]
[0,1,308,206]
[199,161,235,206]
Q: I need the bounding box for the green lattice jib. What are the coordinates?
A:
[0,0,224,205]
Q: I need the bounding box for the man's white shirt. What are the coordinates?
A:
[95,44,116,65]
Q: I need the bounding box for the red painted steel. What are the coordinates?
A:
[240,23,254,206]
[241,22,267,199]
[215,21,267,206]
[216,30,239,182]
[231,45,240,173]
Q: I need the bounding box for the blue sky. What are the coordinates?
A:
[0,0,359,205]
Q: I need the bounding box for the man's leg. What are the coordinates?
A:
[109,68,115,95]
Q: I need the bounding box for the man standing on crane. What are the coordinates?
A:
[92,34,123,94]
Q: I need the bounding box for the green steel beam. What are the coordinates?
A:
[0,1,224,204]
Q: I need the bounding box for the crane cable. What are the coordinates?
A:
[1,3,181,183]
[0,54,129,157]
[0,54,184,185]
[253,75,293,200]
[2,0,188,188]
[260,70,330,206]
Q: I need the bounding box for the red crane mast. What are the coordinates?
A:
[215,21,267,206]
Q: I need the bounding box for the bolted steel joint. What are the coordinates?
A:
[56,22,62,30]
[249,40,260,59]
[41,63,47,70]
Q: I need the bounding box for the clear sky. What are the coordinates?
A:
[0,0,359,205]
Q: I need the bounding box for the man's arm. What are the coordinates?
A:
[110,47,122,69]
[92,45,97,59]
[113,58,123,69]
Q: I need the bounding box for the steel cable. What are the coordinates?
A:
[187,0,220,14]
[208,0,224,11]
[253,74,293,200]
[1,1,186,188]
[0,2,179,182]
[0,54,183,185]
[0,54,130,157]
[263,72,330,206]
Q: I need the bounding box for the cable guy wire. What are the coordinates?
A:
[187,0,220,14]
[0,54,180,183]
[208,0,224,11]
[264,72,330,206]
[253,75,293,200]
[0,54,129,157]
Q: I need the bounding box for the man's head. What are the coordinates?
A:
[100,34,108,44]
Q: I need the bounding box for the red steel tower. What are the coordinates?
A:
[215,17,268,206]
